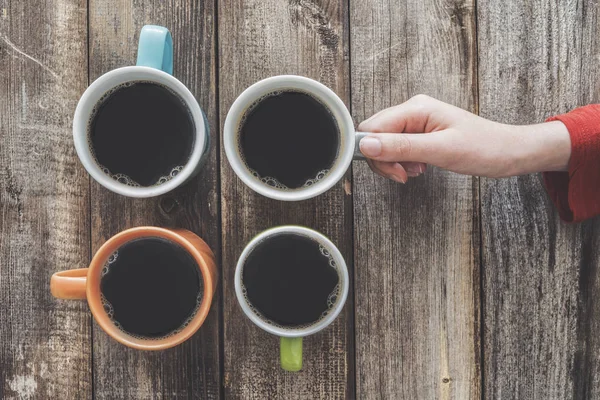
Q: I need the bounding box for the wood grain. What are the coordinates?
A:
[88,1,220,398]
[2,1,600,399]
[350,0,480,398]
[0,0,91,398]
[478,0,600,398]
[218,0,354,398]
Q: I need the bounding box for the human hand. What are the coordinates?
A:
[358,95,571,183]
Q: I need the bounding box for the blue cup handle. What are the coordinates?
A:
[136,25,173,75]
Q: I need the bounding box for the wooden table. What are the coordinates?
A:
[1,0,598,398]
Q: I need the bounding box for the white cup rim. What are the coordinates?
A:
[73,66,207,198]
[234,225,349,338]
[224,75,355,201]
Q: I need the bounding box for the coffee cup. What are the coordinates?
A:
[234,226,349,371]
[50,227,217,350]
[73,25,209,198]
[224,75,367,201]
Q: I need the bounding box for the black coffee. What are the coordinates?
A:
[89,81,195,187]
[100,237,203,338]
[242,233,340,327]
[238,90,340,189]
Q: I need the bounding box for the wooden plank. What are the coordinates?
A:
[88,1,220,398]
[350,0,480,399]
[218,0,354,398]
[0,0,91,398]
[478,0,600,398]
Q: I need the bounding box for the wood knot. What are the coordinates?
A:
[442,377,451,384]
[159,197,179,214]
[288,0,339,51]
[447,1,473,30]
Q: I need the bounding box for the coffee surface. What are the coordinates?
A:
[242,233,340,327]
[100,237,202,338]
[239,90,340,189]
[89,81,195,187]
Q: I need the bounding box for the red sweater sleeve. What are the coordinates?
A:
[543,104,600,222]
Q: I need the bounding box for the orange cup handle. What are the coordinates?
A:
[50,269,88,299]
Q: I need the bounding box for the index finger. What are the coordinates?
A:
[358,95,436,133]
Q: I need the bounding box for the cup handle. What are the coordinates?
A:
[353,131,370,160]
[50,269,88,300]
[136,25,173,75]
[280,337,303,372]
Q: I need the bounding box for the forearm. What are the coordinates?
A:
[509,121,571,175]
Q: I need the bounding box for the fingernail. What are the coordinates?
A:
[407,172,421,178]
[360,137,382,157]
[406,165,421,174]
[389,174,405,183]
[392,162,404,171]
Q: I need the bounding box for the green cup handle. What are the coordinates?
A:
[280,337,303,372]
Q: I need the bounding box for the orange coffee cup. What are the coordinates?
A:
[50,227,217,350]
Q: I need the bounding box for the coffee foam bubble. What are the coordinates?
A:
[155,165,184,185]
[245,167,331,191]
[95,165,185,188]
[99,248,204,340]
[236,89,334,191]
[100,293,114,319]
[101,250,119,277]
[240,237,342,331]
[86,81,189,188]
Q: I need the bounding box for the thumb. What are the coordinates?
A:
[359,131,450,164]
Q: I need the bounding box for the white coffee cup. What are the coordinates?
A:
[234,226,349,371]
[73,25,209,198]
[224,75,367,201]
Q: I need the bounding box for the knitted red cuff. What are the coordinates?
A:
[543,104,600,222]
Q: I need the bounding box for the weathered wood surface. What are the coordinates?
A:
[478,0,600,399]
[0,0,92,399]
[350,0,480,399]
[2,0,600,399]
[218,0,354,398]
[88,1,221,398]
